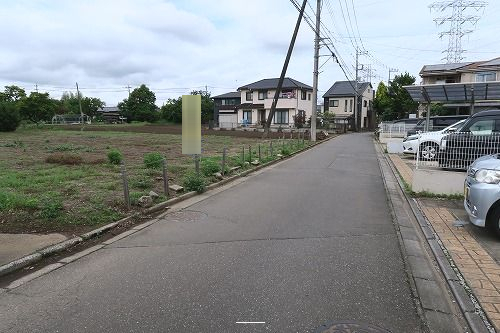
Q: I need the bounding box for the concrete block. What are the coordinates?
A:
[408,256,435,280]
[415,278,452,313]
[412,168,466,195]
[387,141,404,153]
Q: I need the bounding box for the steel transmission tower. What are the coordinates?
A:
[429,0,487,63]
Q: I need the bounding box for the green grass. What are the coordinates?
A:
[0,127,313,233]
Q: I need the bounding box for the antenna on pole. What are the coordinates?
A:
[429,0,487,63]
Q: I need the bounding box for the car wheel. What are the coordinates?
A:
[419,142,439,161]
[487,205,500,237]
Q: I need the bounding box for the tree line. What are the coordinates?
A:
[0,84,215,132]
[373,72,419,121]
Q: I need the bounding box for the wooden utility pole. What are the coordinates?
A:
[263,0,307,138]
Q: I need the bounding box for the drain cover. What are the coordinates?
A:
[315,321,391,333]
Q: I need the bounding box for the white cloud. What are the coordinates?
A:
[0,0,499,105]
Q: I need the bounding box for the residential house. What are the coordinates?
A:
[213,92,241,128]
[419,57,500,115]
[322,81,373,129]
[235,77,313,127]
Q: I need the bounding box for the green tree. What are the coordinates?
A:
[0,102,21,132]
[388,73,418,119]
[190,90,214,123]
[0,85,26,103]
[118,84,159,122]
[373,81,394,121]
[161,97,182,123]
[19,92,58,123]
[60,92,105,117]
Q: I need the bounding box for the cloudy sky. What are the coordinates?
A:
[0,0,499,106]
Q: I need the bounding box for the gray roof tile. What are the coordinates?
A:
[322,81,371,97]
[238,77,312,91]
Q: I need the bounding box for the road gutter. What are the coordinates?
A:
[376,141,492,333]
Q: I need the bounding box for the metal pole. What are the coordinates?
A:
[242,146,245,163]
[222,148,226,176]
[195,155,200,174]
[270,141,273,156]
[258,144,261,161]
[162,158,169,197]
[310,0,321,142]
[120,162,130,210]
[248,145,252,162]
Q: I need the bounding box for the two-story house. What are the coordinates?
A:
[322,81,373,129]
[213,92,241,128]
[235,78,313,127]
[419,57,500,114]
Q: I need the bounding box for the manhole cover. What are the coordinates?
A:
[315,321,391,333]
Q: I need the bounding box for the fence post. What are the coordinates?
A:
[270,141,273,156]
[221,147,226,176]
[242,146,245,163]
[162,158,169,197]
[120,162,130,210]
[258,144,261,161]
[195,155,200,174]
[248,145,252,162]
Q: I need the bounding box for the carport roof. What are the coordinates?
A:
[404,82,500,103]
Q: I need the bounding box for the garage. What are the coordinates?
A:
[218,113,237,128]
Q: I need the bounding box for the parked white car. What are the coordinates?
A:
[402,119,466,160]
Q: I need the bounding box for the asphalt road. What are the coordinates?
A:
[0,133,426,332]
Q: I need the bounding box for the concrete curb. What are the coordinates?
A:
[0,135,335,278]
[378,142,491,333]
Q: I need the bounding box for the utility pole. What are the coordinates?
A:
[76,82,84,129]
[354,48,367,132]
[76,82,83,121]
[35,84,38,93]
[126,85,131,98]
[310,0,321,142]
[263,0,307,138]
[388,68,399,85]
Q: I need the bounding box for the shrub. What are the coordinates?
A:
[281,146,291,156]
[143,152,164,169]
[182,171,206,193]
[200,158,220,176]
[0,102,21,132]
[46,153,83,165]
[107,149,123,165]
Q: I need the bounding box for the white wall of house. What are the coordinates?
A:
[324,86,373,128]
[237,88,313,127]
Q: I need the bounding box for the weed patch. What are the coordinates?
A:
[46,153,84,165]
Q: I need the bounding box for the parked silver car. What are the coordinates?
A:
[464,154,500,235]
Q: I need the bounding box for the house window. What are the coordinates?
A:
[274,110,289,124]
[280,89,294,99]
[476,72,496,82]
[344,100,348,112]
[329,99,339,107]
[363,100,367,107]
[308,93,311,100]
[349,99,353,112]
[301,90,307,100]
[258,91,266,100]
[222,99,236,106]
[243,110,252,123]
[246,92,253,101]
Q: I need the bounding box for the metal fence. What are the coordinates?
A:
[378,122,417,138]
[414,132,500,170]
